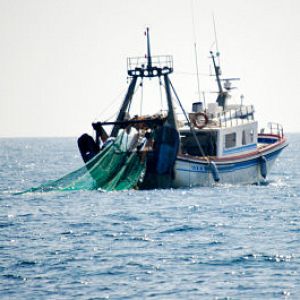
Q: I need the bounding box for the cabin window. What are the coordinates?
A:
[242,130,246,145]
[242,129,255,145]
[250,129,254,143]
[181,131,217,156]
[225,132,236,148]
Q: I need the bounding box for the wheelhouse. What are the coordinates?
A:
[179,120,258,158]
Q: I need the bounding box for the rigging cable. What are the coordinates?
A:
[158,76,164,112]
[103,78,142,123]
[127,77,142,115]
[169,79,220,182]
[194,43,205,108]
[176,70,210,76]
[169,79,208,162]
[93,87,128,122]
[140,78,144,115]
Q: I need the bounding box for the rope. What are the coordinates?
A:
[140,78,144,115]
[159,76,163,111]
[93,87,128,122]
[127,77,142,114]
[175,71,210,76]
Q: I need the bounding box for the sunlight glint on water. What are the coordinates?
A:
[0,134,299,299]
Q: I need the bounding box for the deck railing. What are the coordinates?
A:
[208,105,255,128]
[178,105,256,129]
[127,55,173,72]
[260,122,284,138]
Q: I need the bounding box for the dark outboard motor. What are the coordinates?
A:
[77,134,100,163]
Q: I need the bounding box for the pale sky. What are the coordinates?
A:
[0,0,299,137]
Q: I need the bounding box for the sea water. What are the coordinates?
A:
[0,134,299,299]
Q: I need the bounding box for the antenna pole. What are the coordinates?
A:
[194,43,203,105]
[212,13,220,63]
[211,51,228,109]
[190,0,205,108]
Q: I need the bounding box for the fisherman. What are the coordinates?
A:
[118,125,139,152]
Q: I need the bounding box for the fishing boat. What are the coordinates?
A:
[78,28,288,189]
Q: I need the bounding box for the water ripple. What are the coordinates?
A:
[0,135,299,299]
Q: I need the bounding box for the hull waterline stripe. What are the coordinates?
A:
[222,143,257,155]
[175,146,285,174]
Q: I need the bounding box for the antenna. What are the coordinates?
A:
[194,43,202,103]
[222,78,240,90]
[190,0,204,107]
[212,13,220,63]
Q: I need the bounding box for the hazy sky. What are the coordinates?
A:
[0,0,299,137]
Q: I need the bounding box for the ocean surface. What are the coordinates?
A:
[0,133,299,299]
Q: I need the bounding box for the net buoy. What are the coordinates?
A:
[260,156,267,179]
[210,161,220,182]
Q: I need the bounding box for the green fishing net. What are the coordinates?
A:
[19,133,146,194]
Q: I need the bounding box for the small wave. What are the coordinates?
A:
[0,222,14,228]
[69,222,93,228]
[230,253,294,265]
[267,178,291,188]
[18,213,33,218]
[60,230,74,235]
[16,260,37,267]
[2,274,25,281]
[199,253,295,267]
[160,224,202,234]
[208,240,222,246]
[106,213,140,222]
[131,235,154,242]
[256,180,270,186]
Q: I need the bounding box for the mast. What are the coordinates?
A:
[100,28,177,138]
[210,51,227,109]
[210,51,222,93]
[126,28,177,128]
[146,27,152,69]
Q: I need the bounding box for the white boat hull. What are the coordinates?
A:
[173,139,287,188]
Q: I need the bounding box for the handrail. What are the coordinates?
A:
[213,105,255,128]
[127,55,173,73]
[267,122,284,137]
